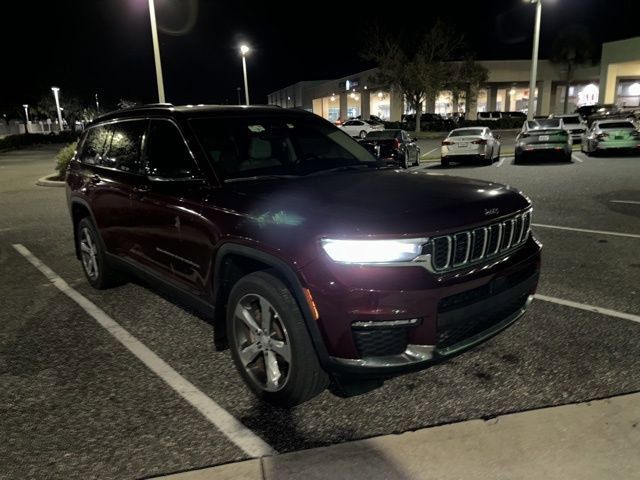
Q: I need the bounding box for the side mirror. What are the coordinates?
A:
[494,134,501,140]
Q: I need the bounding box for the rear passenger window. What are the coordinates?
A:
[145,120,199,178]
[79,126,110,165]
[102,120,147,173]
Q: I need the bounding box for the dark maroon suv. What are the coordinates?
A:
[66,105,541,406]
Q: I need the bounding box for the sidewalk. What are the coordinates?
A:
[154,392,640,480]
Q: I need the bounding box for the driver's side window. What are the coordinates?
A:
[145,120,200,178]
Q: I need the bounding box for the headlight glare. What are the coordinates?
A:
[320,238,425,263]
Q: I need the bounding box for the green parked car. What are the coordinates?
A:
[581,119,640,156]
[514,119,572,163]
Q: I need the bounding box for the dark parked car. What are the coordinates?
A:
[359,129,420,168]
[66,104,541,407]
[515,119,572,163]
[402,113,454,130]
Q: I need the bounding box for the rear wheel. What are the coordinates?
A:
[227,271,329,407]
[414,151,421,166]
[77,218,122,289]
[441,157,450,167]
[482,154,492,166]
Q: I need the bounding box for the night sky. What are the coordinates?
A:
[2,0,639,115]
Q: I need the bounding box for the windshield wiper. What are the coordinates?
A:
[224,174,299,183]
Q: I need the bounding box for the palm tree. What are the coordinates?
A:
[551,26,596,114]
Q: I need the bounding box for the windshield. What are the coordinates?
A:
[599,122,635,130]
[559,115,581,124]
[535,119,561,129]
[190,116,378,180]
[365,130,400,139]
[450,129,483,137]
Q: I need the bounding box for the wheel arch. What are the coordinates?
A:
[212,243,330,366]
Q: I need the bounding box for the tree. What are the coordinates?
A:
[363,20,464,133]
[33,91,86,129]
[551,26,596,114]
[446,59,489,115]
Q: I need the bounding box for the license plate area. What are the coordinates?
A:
[538,135,549,141]
[457,143,468,148]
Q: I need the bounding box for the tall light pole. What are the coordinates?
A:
[22,104,29,134]
[240,44,250,105]
[51,87,64,132]
[148,0,166,102]
[526,0,542,120]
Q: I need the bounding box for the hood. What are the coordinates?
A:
[218,169,530,237]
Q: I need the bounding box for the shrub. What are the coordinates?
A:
[54,141,78,179]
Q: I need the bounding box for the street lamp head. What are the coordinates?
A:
[240,45,249,55]
[51,86,60,93]
[23,104,28,108]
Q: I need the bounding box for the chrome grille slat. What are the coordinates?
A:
[429,210,532,273]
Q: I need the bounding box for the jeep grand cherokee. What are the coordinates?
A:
[66,105,541,407]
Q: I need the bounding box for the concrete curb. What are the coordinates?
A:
[151,392,640,480]
[36,174,65,187]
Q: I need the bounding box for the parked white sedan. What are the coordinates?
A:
[339,119,384,138]
[441,127,501,166]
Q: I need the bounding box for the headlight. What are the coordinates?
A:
[320,238,426,263]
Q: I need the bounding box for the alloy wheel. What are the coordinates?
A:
[79,227,99,280]
[233,293,292,392]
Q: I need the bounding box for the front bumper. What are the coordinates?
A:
[299,235,542,376]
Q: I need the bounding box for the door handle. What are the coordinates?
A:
[90,174,101,184]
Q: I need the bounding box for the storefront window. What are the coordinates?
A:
[476,89,488,112]
[555,83,598,113]
[617,80,640,107]
[347,92,361,119]
[370,91,390,120]
[317,95,340,122]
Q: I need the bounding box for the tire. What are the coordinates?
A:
[401,153,409,169]
[565,152,573,162]
[414,151,421,167]
[76,217,122,289]
[359,130,367,139]
[441,157,450,167]
[227,270,329,407]
[482,154,492,166]
[513,153,521,164]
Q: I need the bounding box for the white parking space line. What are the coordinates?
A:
[535,294,640,324]
[610,200,640,205]
[12,244,277,458]
[495,157,506,167]
[532,223,640,239]
[421,146,440,158]
[572,154,583,163]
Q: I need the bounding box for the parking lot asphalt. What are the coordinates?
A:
[1,145,639,479]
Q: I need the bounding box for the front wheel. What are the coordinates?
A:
[227,271,329,407]
[359,130,367,139]
[77,217,122,289]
